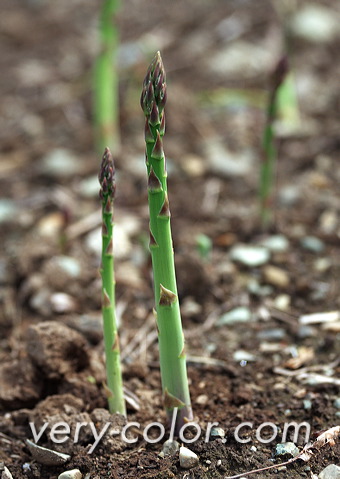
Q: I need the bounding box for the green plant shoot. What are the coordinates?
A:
[99,147,126,416]
[140,52,193,432]
[259,56,288,228]
[94,0,120,154]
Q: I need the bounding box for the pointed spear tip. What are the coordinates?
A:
[99,147,116,200]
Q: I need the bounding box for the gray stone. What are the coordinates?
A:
[161,439,180,457]
[230,244,270,267]
[247,279,273,296]
[179,446,199,469]
[275,442,299,457]
[333,398,340,409]
[300,236,325,253]
[0,199,18,223]
[78,175,102,198]
[278,185,301,206]
[319,464,340,479]
[217,306,252,326]
[50,256,81,278]
[257,328,286,341]
[58,469,82,479]
[40,149,81,177]
[207,41,273,78]
[205,140,254,177]
[26,439,70,465]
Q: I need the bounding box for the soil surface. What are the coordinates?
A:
[0,1,339,478]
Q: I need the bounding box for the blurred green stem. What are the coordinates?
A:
[94,0,120,154]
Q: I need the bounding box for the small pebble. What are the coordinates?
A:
[275,442,299,457]
[26,439,70,466]
[319,464,340,479]
[300,236,325,253]
[250,446,257,452]
[257,328,286,341]
[0,199,18,223]
[230,244,270,267]
[263,265,289,288]
[37,212,65,237]
[40,149,81,178]
[49,256,82,278]
[273,294,290,311]
[50,292,77,313]
[303,399,312,410]
[259,235,289,253]
[58,469,82,479]
[297,325,316,339]
[233,350,256,362]
[217,306,252,326]
[195,394,208,405]
[22,463,31,473]
[210,427,225,439]
[278,185,301,206]
[161,440,179,457]
[248,279,273,296]
[333,398,340,409]
[290,5,340,43]
[78,175,102,198]
[179,446,199,469]
[1,467,14,479]
[314,257,331,273]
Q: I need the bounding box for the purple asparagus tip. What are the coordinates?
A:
[99,147,116,200]
[140,52,167,117]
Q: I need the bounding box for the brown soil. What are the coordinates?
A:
[0,1,339,478]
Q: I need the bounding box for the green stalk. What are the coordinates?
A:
[98,147,126,415]
[259,56,288,228]
[94,0,120,154]
[140,52,193,433]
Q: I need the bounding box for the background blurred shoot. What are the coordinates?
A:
[94,0,121,154]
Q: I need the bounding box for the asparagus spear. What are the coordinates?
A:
[141,52,193,433]
[99,147,126,416]
[259,56,288,228]
[94,0,120,154]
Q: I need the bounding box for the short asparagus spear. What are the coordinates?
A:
[140,52,193,433]
[99,147,126,416]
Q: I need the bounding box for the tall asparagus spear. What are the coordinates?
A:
[94,0,120,154]
[140,52,193,432]
[99,147,126,416]
[259,56,288,228]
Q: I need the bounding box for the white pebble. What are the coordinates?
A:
[1,467,14,479]
[58,469,83,479]
[230,244,270,267]
[179,446,199,469]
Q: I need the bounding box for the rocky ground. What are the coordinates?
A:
[0,1,339,478]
